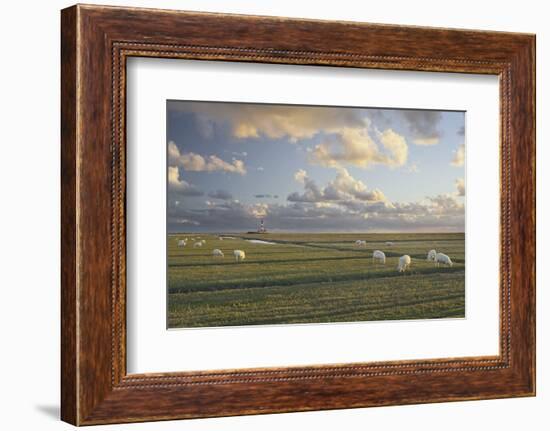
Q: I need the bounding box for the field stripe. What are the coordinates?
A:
[168,268,465,294]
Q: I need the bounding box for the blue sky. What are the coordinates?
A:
[167,101,465,233]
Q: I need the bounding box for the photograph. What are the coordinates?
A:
[166,101,466,328]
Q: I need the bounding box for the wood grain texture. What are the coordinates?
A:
[60,4,536,425]
[60,5,78,425]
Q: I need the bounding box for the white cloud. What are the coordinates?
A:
[169,141,246,175]
[378,129,408,166]
[413,137,439,146]
[451,143,465,167]
[249,203,269,219]
[294,169,308,184]
[309,127,408,169]
[288,168,387,204]
[167,166,203,196]
[170,103,412,170]
[168,190,465,233]
[406,163,419,173]
[455,178,465,196]
[169,102,365,141]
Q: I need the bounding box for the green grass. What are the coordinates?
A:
[167,232,465,328]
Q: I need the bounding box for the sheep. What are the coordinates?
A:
[177,239,186,247]
[397,255,411,273]
[355,240,367,248]
[427,249,437,261]
[372,250,386,264]
[218,236,223,241]
[233,250,246,262]
[212,248,224,258]
[193,241,203,248]
[435,252,453,267]
[385,241,395,246]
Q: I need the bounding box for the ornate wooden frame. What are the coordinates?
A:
[61,4,535,425]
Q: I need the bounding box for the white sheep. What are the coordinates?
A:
[385,241,395,246]
[193,241,203,248]
[177,239,186,247]
[355,240,367,248]
[397,255,411,272]
[233,250,246,262]
[427,249,437,261]
[435,252,453,267]
[212,248,224,258]
[218,236,223,241]
[372,250,386,264]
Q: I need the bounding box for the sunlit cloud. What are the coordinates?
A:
[455,178,465,196]
[451,143,465,167]
[288,168,387,203]
[168,166,204,196]
[309,127,408,169]
[169,141,246,175]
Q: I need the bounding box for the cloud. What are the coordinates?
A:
[309,127,408,169]
[167,167,464,232]
[208,189,234,200]
[168,166,204,196]
[401,110,442,145]
[169,141,246,175]
[168,191,464,233]
[168,102,366,141]
[288,169,387,204]
[254,194,281,199]
[231,151,248,157]
[257,166,264,172]
[288,169,324,203]
[457,125,465,136]
[455,178,465,196]
[294,169,308,184]
[451,143,465,167]
[170,102,412,170]
[406,163,419,173]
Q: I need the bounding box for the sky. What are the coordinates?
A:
[167,100,465,233]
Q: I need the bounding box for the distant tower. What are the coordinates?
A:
[258,219,267,233]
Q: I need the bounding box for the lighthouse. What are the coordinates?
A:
[258,219,267,233]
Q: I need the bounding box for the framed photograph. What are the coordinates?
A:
[61,4,535,425]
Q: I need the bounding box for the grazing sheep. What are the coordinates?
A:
[193,241,203,248]
[218,236,223,241]
[427,249,437,261]
[355,240,367,248]
[397,255,411,273]
[372,250,386,264]
[385,241,395,246]
[212,248,224,258]
[435,252,453,267]
[233,250,246,262]
[177,239,186,247]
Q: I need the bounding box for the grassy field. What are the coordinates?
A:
[167,232,465,328]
